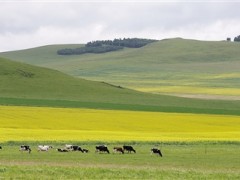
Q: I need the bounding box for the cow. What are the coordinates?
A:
[82,148,89,153]
[151,148,163,157]
[113,147,124,154]
[65,144,74,150]
[95,145,110,154]
[19,145,31,153]
[65,145,84,152]
[123,145,136,153]
[57,148,69,152]
[38,145,53,152]
[0,146,2,150]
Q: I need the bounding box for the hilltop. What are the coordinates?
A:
[1,38,240,99]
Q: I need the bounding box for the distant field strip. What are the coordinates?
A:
[136,86,240,96]
[0,106,239,142]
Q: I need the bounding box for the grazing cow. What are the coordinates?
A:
[19,145,31,153]
[65,145,83,152]
[95,145,110,154]
[82,149,89,153]
[151,148,163,157]
[38,145,53,152]
[65,144,73,150]
[113,147,124,154]
[57,148,69,152]
[123,145,136,153]
[0,146,2,150]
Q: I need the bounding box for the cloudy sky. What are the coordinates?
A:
[0,0,240,52]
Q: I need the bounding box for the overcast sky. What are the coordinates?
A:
[0,0,240,52]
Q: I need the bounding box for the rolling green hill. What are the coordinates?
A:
[0,57,240,115]
[1,38,240,99]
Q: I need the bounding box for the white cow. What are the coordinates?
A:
[65,144,73,150]
[38,145,53,152]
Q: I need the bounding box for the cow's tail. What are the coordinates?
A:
[29,148,32,154]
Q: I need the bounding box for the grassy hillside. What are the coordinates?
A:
[0,57,240,115]
[0,56,161,104]
[1,38,240,98]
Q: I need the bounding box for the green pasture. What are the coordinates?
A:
[0,142,239,179]
[1,38,240,97]
[1,57,240,116]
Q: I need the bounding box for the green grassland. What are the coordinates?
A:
[1,38,240,97]
[0,57,240,115]
[0,142,239,179]
[0,40,240,179]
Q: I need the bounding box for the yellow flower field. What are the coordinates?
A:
[0,105,239,142]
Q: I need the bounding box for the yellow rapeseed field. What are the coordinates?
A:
[0,105,239,142]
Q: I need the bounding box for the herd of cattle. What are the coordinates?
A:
[0,145,163,156]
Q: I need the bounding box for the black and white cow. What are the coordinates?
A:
[123,145,136,153]
[151,148,163,157]
[82,149,89,153]
[0,146,2,150]
[65,145,84,152]
[19,145,31,153]
[95,145,110,154]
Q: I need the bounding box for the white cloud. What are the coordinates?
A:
[0,1,240,51]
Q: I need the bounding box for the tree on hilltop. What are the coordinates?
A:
[234,35,240,42]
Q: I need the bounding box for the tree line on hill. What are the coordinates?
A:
[57,38,157,55]
[234,35,240,42]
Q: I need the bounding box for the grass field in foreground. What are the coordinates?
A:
[0,143,239,179]
[0,105,239,142]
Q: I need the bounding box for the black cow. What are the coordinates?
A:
[123,145,136,153]
[95,145,110,154]
[0,146,2,150]
[72,146,84,152]
[57,148,69,152]
[151,148,163,157]
[19,145,31,153]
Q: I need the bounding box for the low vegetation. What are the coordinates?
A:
[0,142,239,179]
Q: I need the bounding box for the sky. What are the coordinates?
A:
[0,0,240,52]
